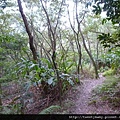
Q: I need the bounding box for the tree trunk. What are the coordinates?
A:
[79,27,99,79]
[86,36,92,69]
[52,51,62,106]
[17,0,38,113]
[0,83,2,106]
[96,40,100,60]
[74,33,83,75]
[17,0,37,61]
[0,68,3,107]
[39,0,64,106]
[76,35,83,75]
[68,10,83,75]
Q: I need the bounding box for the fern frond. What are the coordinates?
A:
[39,105,61,114]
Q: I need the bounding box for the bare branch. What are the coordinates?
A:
[39,0,55,50]
[54,0,64,33]
[67,5,77,34]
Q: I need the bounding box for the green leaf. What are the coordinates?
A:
[66,63,74,71]
[102,18,107,24]
[93,5,97,9]
[29,64,36,69]
[67,78,74,86]
[47,77,54,85]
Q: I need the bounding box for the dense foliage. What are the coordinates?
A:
[93,0,120,49]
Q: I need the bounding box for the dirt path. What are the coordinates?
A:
[69,74,119,114]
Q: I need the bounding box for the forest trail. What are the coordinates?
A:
[68,73,119,114]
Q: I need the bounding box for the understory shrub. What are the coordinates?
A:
[103,68,115,76]
[92,76,120,107]
[82,65,95,79]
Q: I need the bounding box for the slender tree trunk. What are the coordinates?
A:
[17,0,38,113]
[76,34,83,75]
[0,68,3,107]
[40,0,64,106]
[86,36,92,69]
[96,40,99,60]
[72,0,99,79]
[52,51,62,106]
[67,6,83,75]
[79,27,99,79]
[0,83,2,106]
[17,0,37,61]
[96,40,100,69]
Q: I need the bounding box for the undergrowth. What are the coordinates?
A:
[103,69,116,76]
[82,65,95,79]
[92,75,120,107]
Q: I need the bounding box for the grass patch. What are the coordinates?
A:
[92,75,120,107]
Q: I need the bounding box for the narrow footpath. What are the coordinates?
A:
[69,74,119,114]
